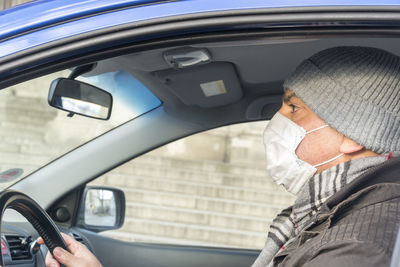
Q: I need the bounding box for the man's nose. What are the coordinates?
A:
[277,104,291,119]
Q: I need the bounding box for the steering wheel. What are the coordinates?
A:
[0,190,69,266]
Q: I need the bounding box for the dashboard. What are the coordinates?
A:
[1,221,90,267]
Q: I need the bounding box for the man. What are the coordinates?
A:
[40,46,400,267]
[253,46,400,266]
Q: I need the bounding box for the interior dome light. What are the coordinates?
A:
[163,47,211,69]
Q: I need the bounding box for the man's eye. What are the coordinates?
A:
[290,104,299,113]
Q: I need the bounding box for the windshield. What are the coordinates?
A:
[0,68,161,189]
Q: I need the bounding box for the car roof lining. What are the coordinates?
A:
[81,35,400,126]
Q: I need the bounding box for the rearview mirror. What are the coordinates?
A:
[48,78,112,120]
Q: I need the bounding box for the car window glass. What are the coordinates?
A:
[0,69,161,189]
[89,121,295,249]
[77,71,161,125]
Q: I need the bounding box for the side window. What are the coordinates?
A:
[89,122,295,249]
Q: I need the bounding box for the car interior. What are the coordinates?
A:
[3,31,400,267]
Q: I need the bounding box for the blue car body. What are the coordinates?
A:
[1,0,400,58]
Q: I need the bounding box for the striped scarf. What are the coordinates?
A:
[252,156,387,267]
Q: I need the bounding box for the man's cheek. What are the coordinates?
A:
[295,139,314,163]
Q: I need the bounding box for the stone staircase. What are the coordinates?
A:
[90,154,295,249]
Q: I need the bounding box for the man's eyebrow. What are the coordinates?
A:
[283,91,295,103]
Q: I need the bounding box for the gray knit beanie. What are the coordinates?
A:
[283,46,400,154]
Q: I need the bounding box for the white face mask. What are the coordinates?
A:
[263,112,344,195]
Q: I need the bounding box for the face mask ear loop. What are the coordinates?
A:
[313,153,344,168]
[306,124,329,134]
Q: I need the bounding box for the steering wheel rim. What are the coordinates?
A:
[0,190,69,266]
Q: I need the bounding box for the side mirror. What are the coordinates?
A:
[77,186,125,232]
[48,78,112,120]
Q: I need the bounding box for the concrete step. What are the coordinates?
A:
[116,217,268,249]
[127,155,269,179]
[0,151,51,166]
[104,160,280,190]
[124,202,272,233]
[121,188,287,218]
[105,174,293,205]
[0,127,45,144]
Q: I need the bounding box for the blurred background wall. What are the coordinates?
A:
[0,0,31,10]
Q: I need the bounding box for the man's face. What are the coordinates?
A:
[278,90,344,172]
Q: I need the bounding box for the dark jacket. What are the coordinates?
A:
[274,157,400,267]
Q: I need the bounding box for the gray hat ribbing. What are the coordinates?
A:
[283,46,400,154]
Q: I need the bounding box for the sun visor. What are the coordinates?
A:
[154,62,243,108]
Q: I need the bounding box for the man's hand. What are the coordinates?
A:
[37,233,102,267]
